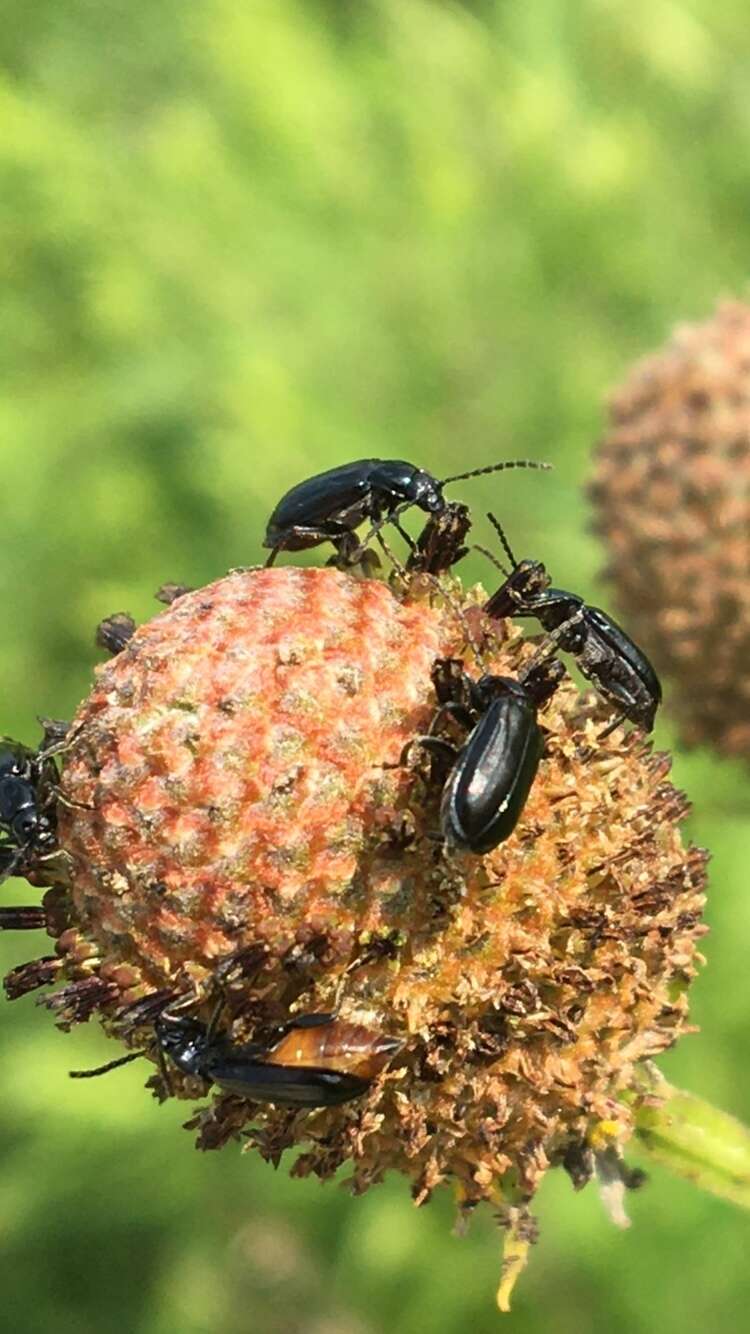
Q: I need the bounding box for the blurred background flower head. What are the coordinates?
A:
[2,3,750,1333]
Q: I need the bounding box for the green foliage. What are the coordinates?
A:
[1,2,749,1330]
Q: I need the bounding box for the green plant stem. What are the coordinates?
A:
[626,1064,750,1209]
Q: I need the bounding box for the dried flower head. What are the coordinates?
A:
[6,563,707,1307]
[591,300,750,759]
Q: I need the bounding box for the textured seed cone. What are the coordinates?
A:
[591,300,750,759]
[13,563,706,1289]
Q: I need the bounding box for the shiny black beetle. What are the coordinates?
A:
[481,514,662,736]
[263,457,549,565]
[428,655,565,853]
[72,1008,402,1109]
[0,738,59,884]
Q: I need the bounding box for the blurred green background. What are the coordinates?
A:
[1,2,749,1331]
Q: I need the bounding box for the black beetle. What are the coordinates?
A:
[481,514,661,736]
[263,457,549,565]
[427,655,565,854]
[0,739,59,884]
[71,1008,403,1108]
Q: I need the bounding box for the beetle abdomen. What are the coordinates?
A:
[263,460,383,545]
[586,607,662,705]
[441,696,543,853]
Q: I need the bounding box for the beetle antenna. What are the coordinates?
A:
[70,1050,143,1079]
[486,512,518,570]
[440,459,552,487]
[472,543,509,579]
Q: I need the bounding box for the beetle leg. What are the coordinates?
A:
[53,791,95,813]
[330,529,372,568]
[35,718,83,765]
[428,701,474,736]
[345,499,414,567]
[154,1036,174,1097]
[29,847,74,889]
[204,992,229,1043]
[388,513,417,553]
[519,607,586,675]
[265,524,346,566]
[383,732,457,775]
[415,734,459,789]
[596,712,628,742]
[578,640,643,724]
[374,528,408,577]
[36,717,73,757]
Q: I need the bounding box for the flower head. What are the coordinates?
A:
[6,562,707,1306]
[591,300,750,759]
